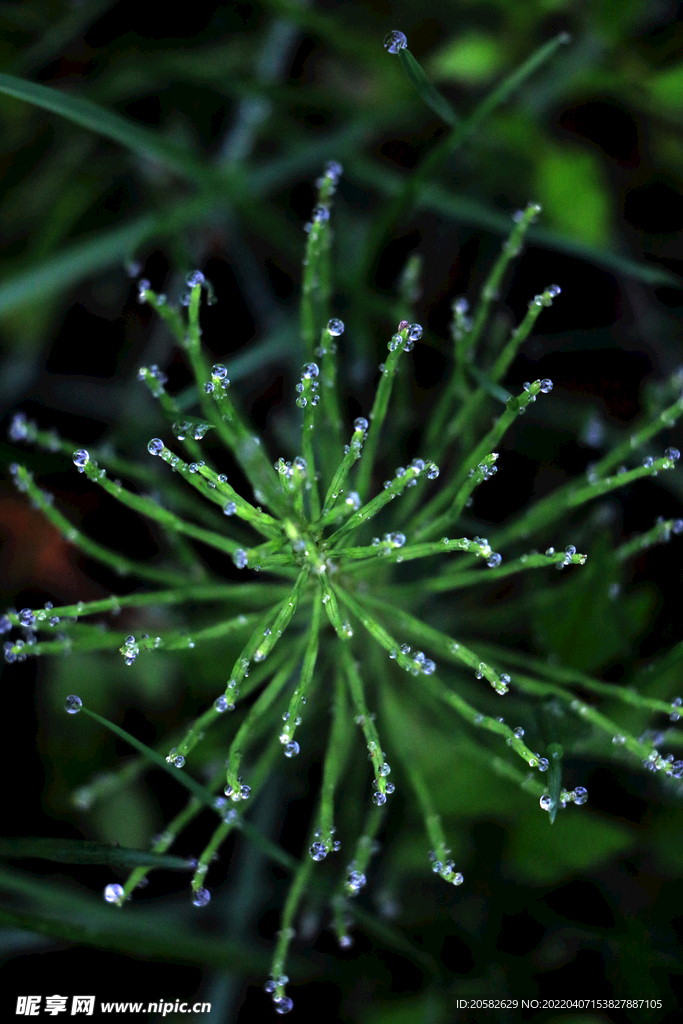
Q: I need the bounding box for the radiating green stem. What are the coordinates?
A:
[425,202,543,452]
[355,325,411,500]
[474,641,679,719]
[279,595,322,750]
[301,166,338,356]
[319,422,366,520]
[338,586,511,696]
[327,456,437,548]
[341,645,391,804]
[355,32,570,292]
[10,465,183,586]
[223,661,299,798]
[192,733,283,895]
[270,856,314,1005]
[313,667,353,856]
[80,456,246,558]
[383,684,463,885]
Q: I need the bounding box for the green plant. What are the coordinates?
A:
[3,28,683,1017]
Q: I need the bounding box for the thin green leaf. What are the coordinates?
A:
[350,160,682,288]
[0,837,194,871]
[547,743,564,825]
[0,867,282,974]
[398,48,459,127]
[0,72,213,186]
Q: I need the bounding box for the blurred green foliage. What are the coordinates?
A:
[1,1,683,1022]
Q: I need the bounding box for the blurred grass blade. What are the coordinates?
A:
[77,705,299,873]
[398,48,458,127]
[0,867,279,973]
[350,159,682,288]
[0,197,215,316]
[0,120,374,318]
[0,72,211,185]
[447,33,571,154]
[0,838,195,871]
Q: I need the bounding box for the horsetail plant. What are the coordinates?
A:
[4,32,683,1016]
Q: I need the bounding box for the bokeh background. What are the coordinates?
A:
[1,1,683,1021]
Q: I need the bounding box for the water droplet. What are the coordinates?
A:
[310,841,327,861]
[540,794,552,811]
[311,204,329,224]
[19,608,35,628]
[347,870,367,892]
[408,323,422,341]
[232,549,248,569]
[65,694,82,714]
[573,786,588,805]
[274,996,294,1015]
[284,741,300,758]
[487,552,502,568]
[8,412,29,442]
[72,449,89,472]
[539,379,553,393]
[186,270,205,287]
[301,362,319,379]
[104,883,124,903]
[665,447,680,461]
[192,887,211,907]
[174,755,185,768]
[383,29,407,53]
[147,438,164,456]
[328,318,344,336]
[373,791,387,806]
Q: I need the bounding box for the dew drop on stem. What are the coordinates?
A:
[383,30,407,53]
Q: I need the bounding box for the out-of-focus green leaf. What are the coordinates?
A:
[0,867,282,973]
[90,786,157,852]
[0,837,194,871]
[361,993,447,1024]
[429,31,505,86]
[535,142,613,246]
[385,703,527,818]
[646,63,683,110]
[0,72,212,185]
[649,807,683,876]
[398,48,459,127]
[505,809,634,884]
[351,159,682,287]
[533,536,657,672]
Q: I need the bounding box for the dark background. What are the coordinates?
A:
[1,1,683,1021]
